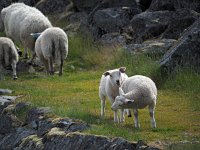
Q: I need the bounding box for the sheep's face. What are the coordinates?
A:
[112,95,134,110]
[104,67,126,86]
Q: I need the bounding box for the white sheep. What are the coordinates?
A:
[99,67,131,122]
[34,27,68,76]
[111,75,157,128]
[0,37,19,80]
[1,3,52,62]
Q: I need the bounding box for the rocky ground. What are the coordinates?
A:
[0,89,160,150]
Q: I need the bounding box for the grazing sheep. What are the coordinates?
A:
[1,3,52,62]
[0,37,19,80]
[111,75,157,128]
[34,27,68,76]
[99,67,131,122]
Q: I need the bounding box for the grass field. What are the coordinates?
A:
[0,34,200,144]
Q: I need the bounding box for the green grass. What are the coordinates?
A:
[0,33,200,144]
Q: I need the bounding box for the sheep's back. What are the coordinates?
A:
[122,75,157,108]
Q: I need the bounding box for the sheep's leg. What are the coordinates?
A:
[24,46,28,59]
[59,59,63,76]
[133,108,140,128]
[125,109,132,117]
[0,66,5,80]
[149,104,156,128]
[99,94,106,118]
[108,96,119,123]
[114,110,119,123]
[42,59,49,75]
[11,61,17,80]
[28,52,36,65]
[119,109,125,122]
[48,57,54,75]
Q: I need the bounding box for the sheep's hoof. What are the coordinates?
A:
[13,76,18,80]
[49,71,54,75]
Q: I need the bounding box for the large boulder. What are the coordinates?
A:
[160,18,200,72]
[123,9,200,43]
[18,0,40,6]
[36,0,73,15]
[148,0,200,13]
[93,7,141,35]
[43,127,158,150]
[72,0,139,13]
[161,9,200,39]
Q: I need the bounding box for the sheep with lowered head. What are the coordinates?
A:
[0,37,19,80]
[99,67,131,123]
[111,75,157,128]
[1,3,52,62]
[33,27,68,76]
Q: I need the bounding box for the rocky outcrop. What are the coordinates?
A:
[160,18,200,72]
[18,0,40,6]
[36,0,73,15]
[93,7,141,34]
[0,93,159,150]
[123,9,200,44]
[148,0,200,13]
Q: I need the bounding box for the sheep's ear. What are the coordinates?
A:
[119,67,126,73]
[103,71,110,76]
[125,99,134,105]
[119,87,125,95]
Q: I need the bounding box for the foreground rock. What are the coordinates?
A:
[160,18,200,72]
[0,97,160,150]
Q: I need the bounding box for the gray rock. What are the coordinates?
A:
[73,0,139,13]
[43,127,137,150]
[17,59,35,73]
[97,33,126,46]
[37,117,89,137]
[36,0,73,15]
[148,0,200,13]
[14,134,44,150]
[0,114,21,134]
[18,0,40,6]
[160,18,200,72]
[25,107,52,124]
[0,89,12,95]
[125,39,176,56]
[93,7,141,34]
[161,9,200,39]
[124,9,200,43]
[0,127,36,149]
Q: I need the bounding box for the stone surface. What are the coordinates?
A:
[160,18,200,72]
[123,9,200,43]
[125,39,176,56]
[36,0,73,15]
[43,127,137,150]
[148,0,200,13]
[93,7,141,34]
[0,89,12,95]
[0,127,36,149]
[18,0,40,6]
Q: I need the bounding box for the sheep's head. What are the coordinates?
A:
[112,95,134,110]
[112,87,134,111]
[103,67,126,86]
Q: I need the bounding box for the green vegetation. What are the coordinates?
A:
[0,34,199,144]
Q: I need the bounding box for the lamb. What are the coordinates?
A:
[111,75,157,128]
[33,27,68,76]
[1,3,52,62]
[99,67,131,123]
[0,37,19,80]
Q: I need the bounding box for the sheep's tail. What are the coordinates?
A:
[4,44,18,65]
[54,38,68,65]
